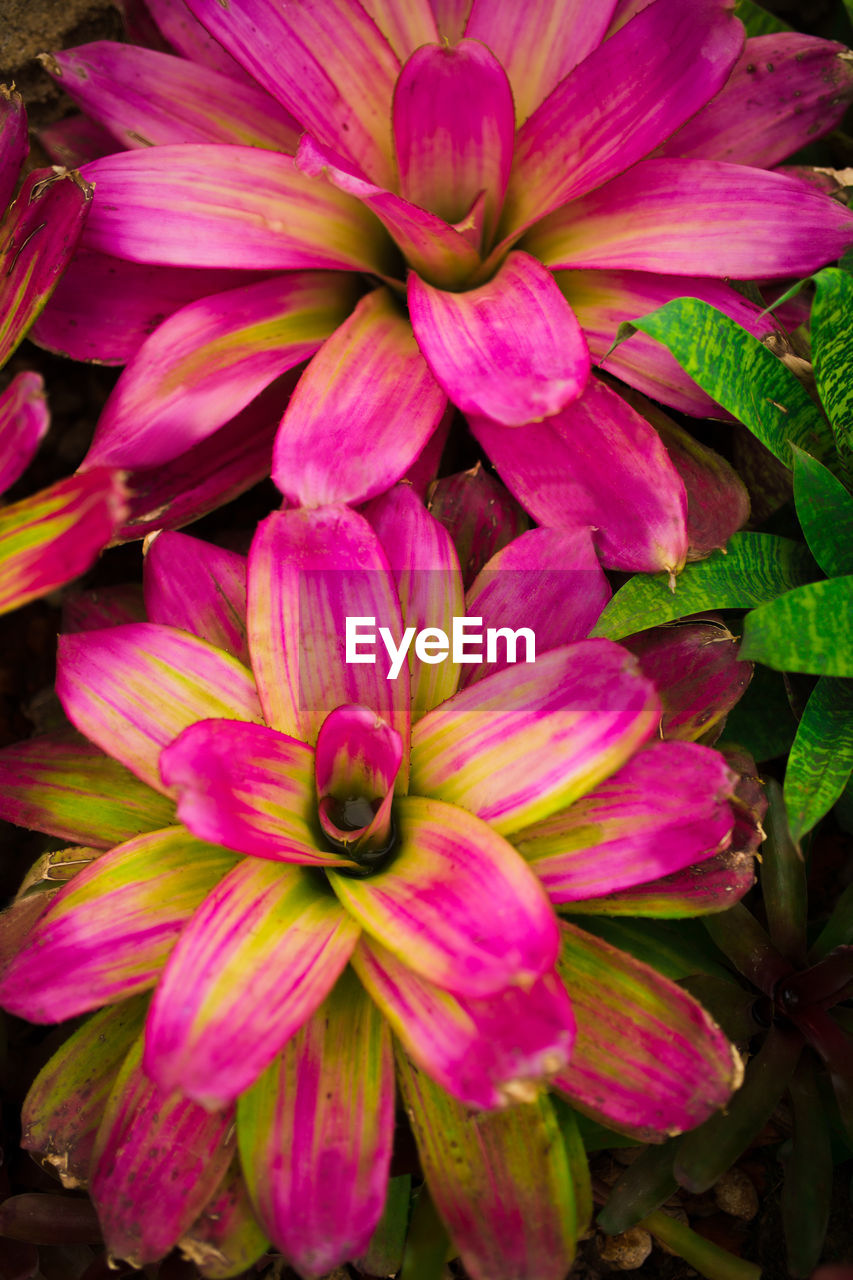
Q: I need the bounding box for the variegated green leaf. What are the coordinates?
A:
[591,533,817,640]
[784,677,853,842]
[792,446,853,579]
[621,298,832,465]
[812,267,853,472]
[734,0,791,35]
[740,577,853,675]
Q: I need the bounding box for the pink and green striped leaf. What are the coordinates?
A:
[0,729,174,847]
[553,922,741,1139]
[360,0,438,58]
[515,741,736,903]
[463,526,610,686]
[144,857,359,1107]
[79,145,394,274]
[499,0,743,240]
[410,640,660,835]
[160,719,346,867]
[56,622,263,794]
[408,251,590,424]
[47,42,301,152]
[238,967,395,1275]
[0,165,93,366]
[178,1162,269,1280]
[184,0,400,188]
[0,372,49,493]
[465,0,620,124]
[353,937,574,1109]
[470,378,689,575]
[363,484,465,718]
[0,468,127,616]
[91,1034,236,1268]
[563,846,757,916]
[393,39,514,247]
[21,997,148,1187]
[247,506,411,753]
[314,704,402,856]
[143,531,248,665]
[657,34,853,168]
[397,1052,578,1280]
[272,286,447,507]
[86,271,361,468]
[0,827,237,1022]
[328,794,559,997]
[527,158,853,279]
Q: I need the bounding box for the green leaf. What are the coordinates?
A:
[784,677,853,842]
[573,917,734,981]
[641,1209,762,1280]
[625,298,832,465]
[782,1060,833,1278]
[398,1188,449,1280]
[740,577,853,675]
[721,665,796,762]
[812,267,853,471]
[792,446,853,578]
[598,1143,679,1235]
[358,1176,411,1279]
[760,778,808,962]
[734,0,792,35]
[812,880,853,958]
[591,533,817,640]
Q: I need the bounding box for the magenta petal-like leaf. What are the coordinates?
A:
[56,623,263,794]
[315,703,402,853]
[465,0,619,123]
[555,268,774,416]
[144,531,248,664]
[32,250,264,366]
[273,287,447,507]
[428,464,530,588]
[47,42,301,152]
[0,468,127,616]
[354,938,574,1109]
[0,828,237,1022]
[393,39,514,247]
[515,740,735,902]
[530,158,853,279]
[159,719,347,867]
[470,378,689,574]
[411,640,659,835]
[463,526,610,686]
[501,0,743,239]
[658,34,853,169]
[63,584,147,632]
[91,1036,235,1267]
[624,620,753,742]
[570,846,757,916]
[184,0,399,187]
[0,88,28,211]
[117,376,289,541]
[86,272,361,469]
[0,166,93,367]
[238,968,395,1274]
[296,134,481,288]
[328,794,559,997]
[553,922,741,1139]
[143,0,253,81]
[144,858,360,1107]
[79,146,394,273]
[247,507,411,753]
[409,251,590,424]
[363,483,465,718]
[0,372,49,493]
[0,729,174,847]
[39,113,117,168]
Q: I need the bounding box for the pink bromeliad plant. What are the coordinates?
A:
[0,89,126,613]
[32,0,853,566]
[0,488,763,1277]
